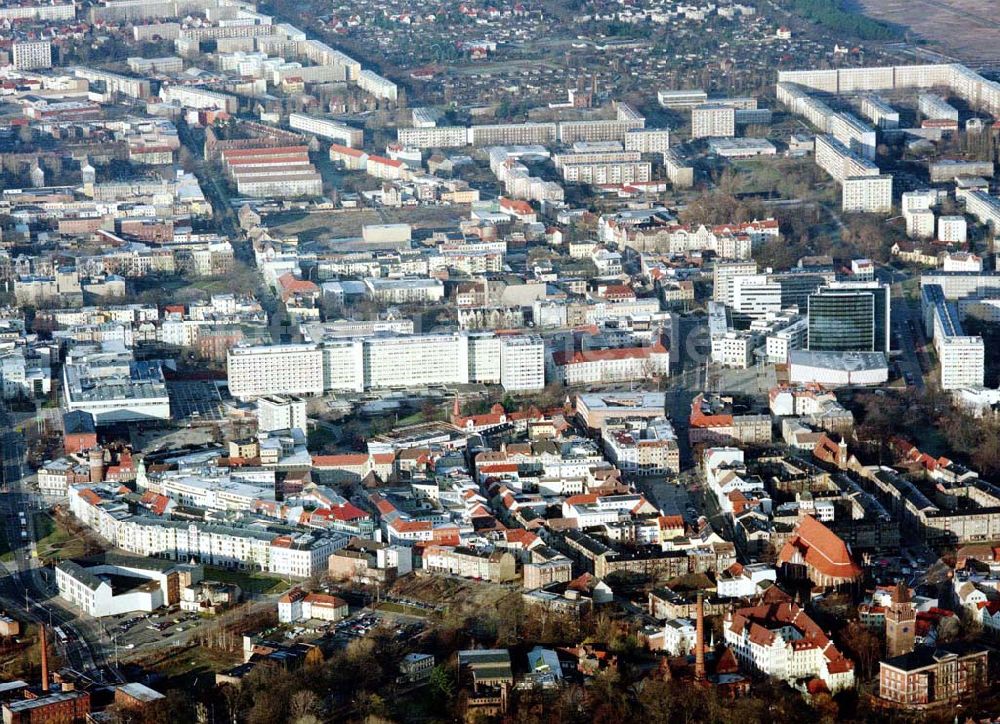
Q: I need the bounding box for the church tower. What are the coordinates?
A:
[885,580,916,658]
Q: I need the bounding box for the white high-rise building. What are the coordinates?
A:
[938,216,968,243]
[906,209,935,239]
[228,345,325,400]
[468,334,502,384]
[937,336,984,389]
[691,104,736,139]
[499,336,545,391]
[363,334,470,389]
[842,175,892,213]
[733,275,782,318]
[256,395,308,436]
[829,112,877,160]
[318,340,365,393]
[289,113,364,147]
[713,261,759,305]
[13,40,52,70]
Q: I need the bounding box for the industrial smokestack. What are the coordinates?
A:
[40,624,49,692]
[695,591,706,681]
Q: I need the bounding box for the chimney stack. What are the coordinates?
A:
[695,591,706,681]
[40,624,49,693]
[88,447,105,483]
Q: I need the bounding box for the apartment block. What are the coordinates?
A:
[814,135,880,184]
[829,112,877,160]
[663,149,694,188]
[625,129,670,154]
[228,344,326,399]
[12,41,52,70]
[691,104,736,139]
[289,113,363,147]
[859,95,899,129]
[713,261,758,305]
[919,93,959,122]
[657,89,707,109]
[357,69,398,101]
[939,215,968,243]
[397,126,470,149]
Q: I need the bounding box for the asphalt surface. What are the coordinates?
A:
[0,402,123,684]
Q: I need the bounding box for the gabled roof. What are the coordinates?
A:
[777,515,861,582]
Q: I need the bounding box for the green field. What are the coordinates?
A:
[203,566,291,595]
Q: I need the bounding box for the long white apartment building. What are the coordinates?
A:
[859,96,899,129]
[161,84,238,113]
[921,284,984,389]
[625,129,670,154]
[557,118,644,144]
[560,161,651,185]
[471,122,558,146]
[397,126,470,149]
[814,135,891,213]
[814,135,880,184]
[227,333,545,399]
[73,67,152,99]
[363,333,469,389]
[227,344,325,399]
[776,82,835,132]
[929,160,995,182]
[960,191,1000,236]
[829,112,877,160]
[778,63,1000,118]
[67,485,344,578]
[918,93,959,122]
[357,69,398,101]
[0,2,74,20]
[553,151,642,169]
[289,113,363,147]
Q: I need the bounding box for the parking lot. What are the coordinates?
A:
[104,609,203,653]
[282,610,426,651]
[167,381,226,424]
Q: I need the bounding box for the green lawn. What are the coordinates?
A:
[33,513,89,562]
[202,566,291,595]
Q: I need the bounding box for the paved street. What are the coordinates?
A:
[0,402,121,683]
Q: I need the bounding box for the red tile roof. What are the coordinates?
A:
[312,454,369,467]
[552,344,666,366]
[777,515,861,582]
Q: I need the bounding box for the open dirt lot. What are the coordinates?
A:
[854,0,1000,62]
